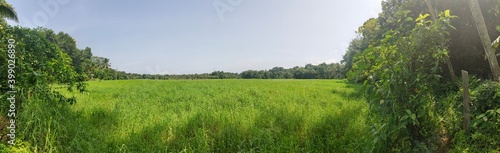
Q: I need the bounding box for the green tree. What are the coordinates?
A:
[54,32,96,81]
[103,58,110,69]
[0,0,18,22]
[352,9,456,151]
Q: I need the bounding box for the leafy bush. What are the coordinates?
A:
[469,81,500,151]
[471,81,500,113]
[353,11,457,152]
[0,21,84,151]
[448,81,500,152]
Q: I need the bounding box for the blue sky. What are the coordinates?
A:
[7,0,382,74]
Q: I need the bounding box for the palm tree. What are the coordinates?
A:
[103,58,110,69]
[0,0,18,22]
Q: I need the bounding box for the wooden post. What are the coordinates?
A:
[462,70,470,134]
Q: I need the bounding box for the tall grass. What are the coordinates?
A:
[11,79,371,152]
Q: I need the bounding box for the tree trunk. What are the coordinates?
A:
[424,0,437,21]
[424,0,457,81]
[467,0,500,81]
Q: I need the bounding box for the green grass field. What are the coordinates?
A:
[34,79,371,152]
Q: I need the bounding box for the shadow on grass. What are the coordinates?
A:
[114,105,369,152]
[331,81,365,101]
[18,103,371,152]
[64,108,120,152]
[308,106,369,152]
[17,98,121,152]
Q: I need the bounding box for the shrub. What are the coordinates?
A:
[469,81,500,151]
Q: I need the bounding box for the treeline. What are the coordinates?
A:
[122,71,240,80]
[240,63,343,79]
[99,63,344,80]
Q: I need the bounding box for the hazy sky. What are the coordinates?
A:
[7,0,382,74]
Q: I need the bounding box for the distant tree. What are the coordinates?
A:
[54,32,97,81]
[103,58,110,69]
[269,67,286,79]
[283,70,294,79]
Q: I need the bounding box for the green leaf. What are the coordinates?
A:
[401,115,408,121]
[405,17,414,22]
[496,26,500,33]
[33,71,42,76]
[475,114,483,120]
[405,109,411,115]
[416,14,430,22]
[444,10,450,17]
[382,34,392,43]
[492,36,500,49]
[410,114,416,120]
[423,14,430,19]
